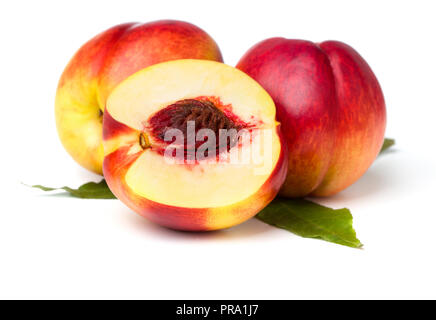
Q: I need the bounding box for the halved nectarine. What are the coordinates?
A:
[102,60,287,231]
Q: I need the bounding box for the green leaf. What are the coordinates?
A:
[380,138,395,153]
[29,180,116,199]
[256,198,362,248]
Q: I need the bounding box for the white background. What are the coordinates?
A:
[1,0,435,299]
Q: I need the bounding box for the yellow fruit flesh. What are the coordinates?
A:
[105,59,281,208]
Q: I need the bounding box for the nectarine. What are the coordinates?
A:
[55,20,223,174]
[102,60,287,231]
[237,38,386,197]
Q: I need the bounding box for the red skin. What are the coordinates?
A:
[237,38,386,197]
[57,23,133,92]
[103,112,288,231]
[96,20,224,106]
[59,20,223,110]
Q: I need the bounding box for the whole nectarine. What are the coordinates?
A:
[55,20,223,174]
[237,38,386,197]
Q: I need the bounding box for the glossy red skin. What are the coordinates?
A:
[237,38,386,197]
[96,20,223,106]
[58,20,223,111]
[103,111,288,231]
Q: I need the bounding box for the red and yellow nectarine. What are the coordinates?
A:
[55,20,223,174]
[103,60,287,231]
[237,38,386,197]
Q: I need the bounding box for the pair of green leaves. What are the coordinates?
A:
[30,138,395,248]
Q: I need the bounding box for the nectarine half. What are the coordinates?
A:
[102,60,287,231]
